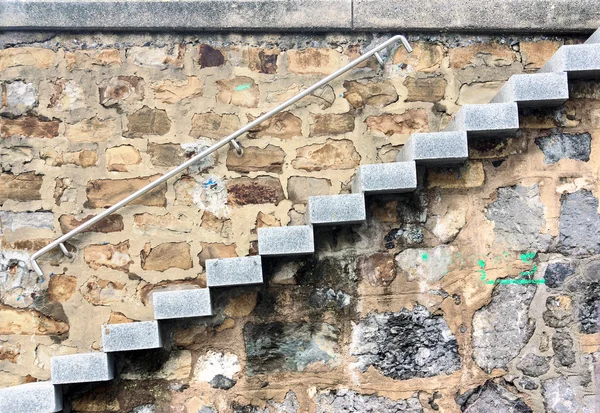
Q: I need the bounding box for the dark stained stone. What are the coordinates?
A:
[226,176,285,206]
[457,381,532,413]
[516,353,550,377]
[557,190,600,256]
[209,374,236,390]
[124,106,171,138]
[544,261,576,288]
[197,44,225,68]
[535,132,591,164]
[552,330,575,367]
[316,389,422,413]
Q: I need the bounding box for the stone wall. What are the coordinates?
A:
[0,31,599,412]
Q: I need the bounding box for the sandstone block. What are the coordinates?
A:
[141,242,193,271]
[309,112,354,137]
[226,144,285,173]
[0,172,42,205]
[124,106,171,138]
[292,139,360,171]
[0,116,59,139]
[287,176,331,204]
[106,145,142,171]
[86,176,167,208]
[217,76,259,107]
[190,112,240,139]
[98,75,144,106]
[287,48,341,75]
[227,176,285,206]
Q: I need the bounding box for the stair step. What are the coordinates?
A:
[258,225,314,256]
[396,132,468,165]
[51,352,114,384]
[444,102,519,138]
[102,321,162,352]
[585,28,600,44]
[307,193,366,225]
[352,161,417,194]
[0,382,62,413]
[491,72,569,107]
[153,288,212,320]
[206,255,263,287]
[539,44,600,78]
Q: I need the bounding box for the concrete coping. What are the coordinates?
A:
[1,0,599,32]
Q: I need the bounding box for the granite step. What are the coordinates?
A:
[352,161,417,194]
[396,132,468,165]
[491,72,569,107]
[51,352,114,385]
[539,43,600,78]
[258,225,314,256]
[0,381,62,413]
[102,320,163,352]
[444,102,519,138]
[206,255,263,287]
[307,193,366,225]
[153,288,212,320]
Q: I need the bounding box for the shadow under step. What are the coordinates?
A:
[0,381,62,413]
[396,132,468,165]
[51,352,114,385]
[152,288,212,320]
[206,255,263,287]
[102,320,163,352]
[258,225,314,256]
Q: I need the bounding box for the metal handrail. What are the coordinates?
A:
[30,35,412,276]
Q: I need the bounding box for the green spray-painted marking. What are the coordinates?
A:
[421,253,429,261]
[478,260,486,269]
[235,84,252,91]
[477,260,487,280]
[520,252,536,262]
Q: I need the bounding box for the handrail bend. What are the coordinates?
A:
[30,35,412,276]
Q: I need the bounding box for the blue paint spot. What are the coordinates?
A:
[17,295,21,301]
[235,84,252,91]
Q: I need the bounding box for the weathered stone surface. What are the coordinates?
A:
[147,142,185,167]
[226,144,285,173]
[520,41,561,70]
[458,381,532,413]
[196,44,225,68]
[134,212,193,233]
[0,172,42,204]
[287,176,331,204]
[316,389,422,413]
[404,76,447,102]
[0,305,68,335]
[365,109,428,136]
[458,81,504,105]
[427,161,484,189]
[309,112,354,137]
[485,184,552,252]
[357,252,396,286]
[98,75,144,106]
[543,296,573,328]
[516,354,551,377]
[106,145,142,171]
[544,261,576,288]
[248,47,279,74]
[84,241,133,272]
[65,49,121,71]
[153,76,203,104]
[351,305,461,379]
[247,111,302,140]
[190,112,240,139]
[82,276,129,305]
[552,330,575,367]
[65,117,116,142]
[198,242,237,268]
[519,377,539,390]
[210,374,236,390]
[392,42,444,73]
[472,283,536,373]
[59,214,124,234]
[0,47,55,71]
[48,274,77,302]
[343,79,398,108]
[86,176,167,208]
[395,246,456,283]
[0,210,53,233]
[129,45,184,69]
[449,43,517,69]
[1,116,59,139]
[244,322,340,375]
[1,81,37,116]
[141,242,192,271]
[124,106,171,138]
[558,190,600,255]
[49,79,86,111]
[217,76,259,108]
[227,176,285,206]
[193,350,240,383]
[535,132,591,164]
[287,48,341,75]
[41,148,98,168]
[542,377,579,413]
[292,139,360,171]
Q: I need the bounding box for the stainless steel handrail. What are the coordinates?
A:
[30,35,412,276]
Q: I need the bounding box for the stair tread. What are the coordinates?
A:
[206,255,263,287]
[258,225,314,256]
[307,193,366,225]
[396,131,468,164]
[352,161,417,194]
[51,352,114,385]
[445,102,519,138]
[0,382,62,413]
[102,320,162,352]
[153,288,212,320]
[491,72,568,107]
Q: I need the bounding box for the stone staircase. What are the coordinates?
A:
[2,28,600,413]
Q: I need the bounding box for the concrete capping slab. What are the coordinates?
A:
[0,0,351,31]
[1,0,599,32]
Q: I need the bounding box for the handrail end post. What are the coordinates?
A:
[30,258,43,277]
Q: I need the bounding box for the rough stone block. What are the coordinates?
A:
[0,382,62,413]
[586,28,600,44]
[102,321,162,352]
[540,44,600,78]
[445,102,519,138]
[307,193,366,225]
[258,226,314,256]
[51,352,114,384]
[153,288,212,320]
[491,72,569,107]
[206,256,263,287]
[396,132,468,165]
[352,161,417,194]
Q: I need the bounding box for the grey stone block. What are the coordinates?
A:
[153,288,212,320]
[396,132,468,165]
[445,102,519,138]
[0,382,62,413]
[258,226,314,256]
[491,72,568,107]
[352,161,417,194]
[539,44,600,78]
[51,352,114,384]
[586,28,600,44]
[307,193,366,225]
[206,256,263,287]
[0,0,351,30]
[353,0,600,31]
[102,321,162,352]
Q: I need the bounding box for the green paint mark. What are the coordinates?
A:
[421,253,429,261]
[520,252,536,263]
[235,84,252,91]
[478,260,486,269]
